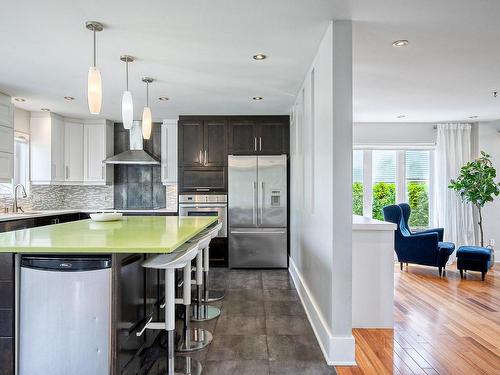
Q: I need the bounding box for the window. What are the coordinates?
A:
[352,148,433,229]
[405,151,430,229]
[352,150,363,215]
[372,151,396,220]
[0,136,30,197]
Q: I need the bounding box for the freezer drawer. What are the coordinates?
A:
[229,228,287,268]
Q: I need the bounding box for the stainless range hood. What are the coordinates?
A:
[104,120,160,165]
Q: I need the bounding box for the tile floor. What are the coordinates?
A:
[146,269,337,375]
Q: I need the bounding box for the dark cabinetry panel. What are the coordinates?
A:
[179,119,204,166]
[179,167,226,192]
[256,118,288,154]
[205,118,227,166]
[0,337,13,375]
[228,119,256,154]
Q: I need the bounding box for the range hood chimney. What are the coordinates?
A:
[104,120,160,165]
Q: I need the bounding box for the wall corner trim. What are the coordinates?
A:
[288,257,356,366]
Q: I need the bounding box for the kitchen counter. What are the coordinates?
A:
[352,215,395,328]
[0,216,217,253]
[0,208,177,222]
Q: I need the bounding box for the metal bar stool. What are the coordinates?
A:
[188,232,221,322]
[140,243,201,375]
[175,243,213,352]
[202,222,225,303]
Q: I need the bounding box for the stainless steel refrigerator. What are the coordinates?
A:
[228,155,287,268]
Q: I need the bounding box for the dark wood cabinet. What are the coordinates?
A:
[228,119,256,154]
[179,118,204,166]
[179,117,227,168]
[178,115,289,192]
[204,118,227,166]
[228,116,289,155]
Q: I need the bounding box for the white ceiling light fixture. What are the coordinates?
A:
[64,96,75,101]
[158,96,169,101]
[397,114,406,118]
[14,98,26,102]
[141,77,154,140]
[40,108,50,112]
[253,53,267,60]
[392,40,409,47]
[469,115,479,119]
[253,96,263,100]
[86,21,103,115]
[120,55,135,130]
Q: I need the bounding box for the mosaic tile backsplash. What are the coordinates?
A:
[0,185,113,211]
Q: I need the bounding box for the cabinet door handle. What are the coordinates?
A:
[204,150,207,166]
[199,150,203,164]
[259,137,262,151]
[254,137,257,151]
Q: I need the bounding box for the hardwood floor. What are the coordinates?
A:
[336,263,500,375]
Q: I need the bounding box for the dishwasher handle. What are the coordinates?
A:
[21,255,112,272]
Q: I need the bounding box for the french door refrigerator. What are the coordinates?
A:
[228,155,287,268]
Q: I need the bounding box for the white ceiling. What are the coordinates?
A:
[1,0,499,123]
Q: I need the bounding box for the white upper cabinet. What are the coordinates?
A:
[0,93,13,182]
[83,120,114,185]
[161,118,178,184]
[64,120,84,183]
[31,114,113,185]
[31,112,65,184]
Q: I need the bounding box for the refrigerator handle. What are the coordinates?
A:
[199,150,202,164]
[260,181,264,225]
[253,181,257,224]
[259,137,262,151]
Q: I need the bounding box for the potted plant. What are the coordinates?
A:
[449,151,500,264]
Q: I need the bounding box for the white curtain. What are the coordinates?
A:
[433,123,476,262]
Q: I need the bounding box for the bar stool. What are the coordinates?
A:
[188,231,221,322]
[202,222,225,303]
[174,243,213,352]
[140,243,201,375]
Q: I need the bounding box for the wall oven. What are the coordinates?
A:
[178,194,227,237]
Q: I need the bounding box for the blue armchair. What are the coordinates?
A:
[399,203,444,241]
[383,204,455,276]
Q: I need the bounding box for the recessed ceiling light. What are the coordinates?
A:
[64,96,75,101]
[392,40,409,47]
[397,114,406,118]
[253,53,267,60]
[469,115,479,119]
[40,108,51,112]
[158,96,169,101]
[253,96,263,100]
[14,97,26,102]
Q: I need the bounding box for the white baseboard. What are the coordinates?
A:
[288,257,356,366]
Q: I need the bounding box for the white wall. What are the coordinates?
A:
[289,20,355,365]
[14,107,30,135]
[478,120,500,260]
[354,122,436,146]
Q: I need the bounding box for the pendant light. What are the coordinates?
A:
[120,55,134,129]
[141,77,154,140]
[86,21,103,115]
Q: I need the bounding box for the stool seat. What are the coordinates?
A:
[142,243,198,269]
[456,246,492,281]
[188,232,212,249]
[208,222,223,239]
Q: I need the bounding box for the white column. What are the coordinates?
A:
[330,20,355,365]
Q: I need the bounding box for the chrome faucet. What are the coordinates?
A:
[13,184,27,213]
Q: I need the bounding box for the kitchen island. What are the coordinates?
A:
[352,215,396,329]
[0,216,218,375]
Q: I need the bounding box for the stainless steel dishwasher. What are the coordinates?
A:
[19,255,112,375]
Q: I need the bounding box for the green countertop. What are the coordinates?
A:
[0,216,218,253]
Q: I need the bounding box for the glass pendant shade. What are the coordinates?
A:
[142,107,152,139]
[87,66,102,114]
[121,91,134,129]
